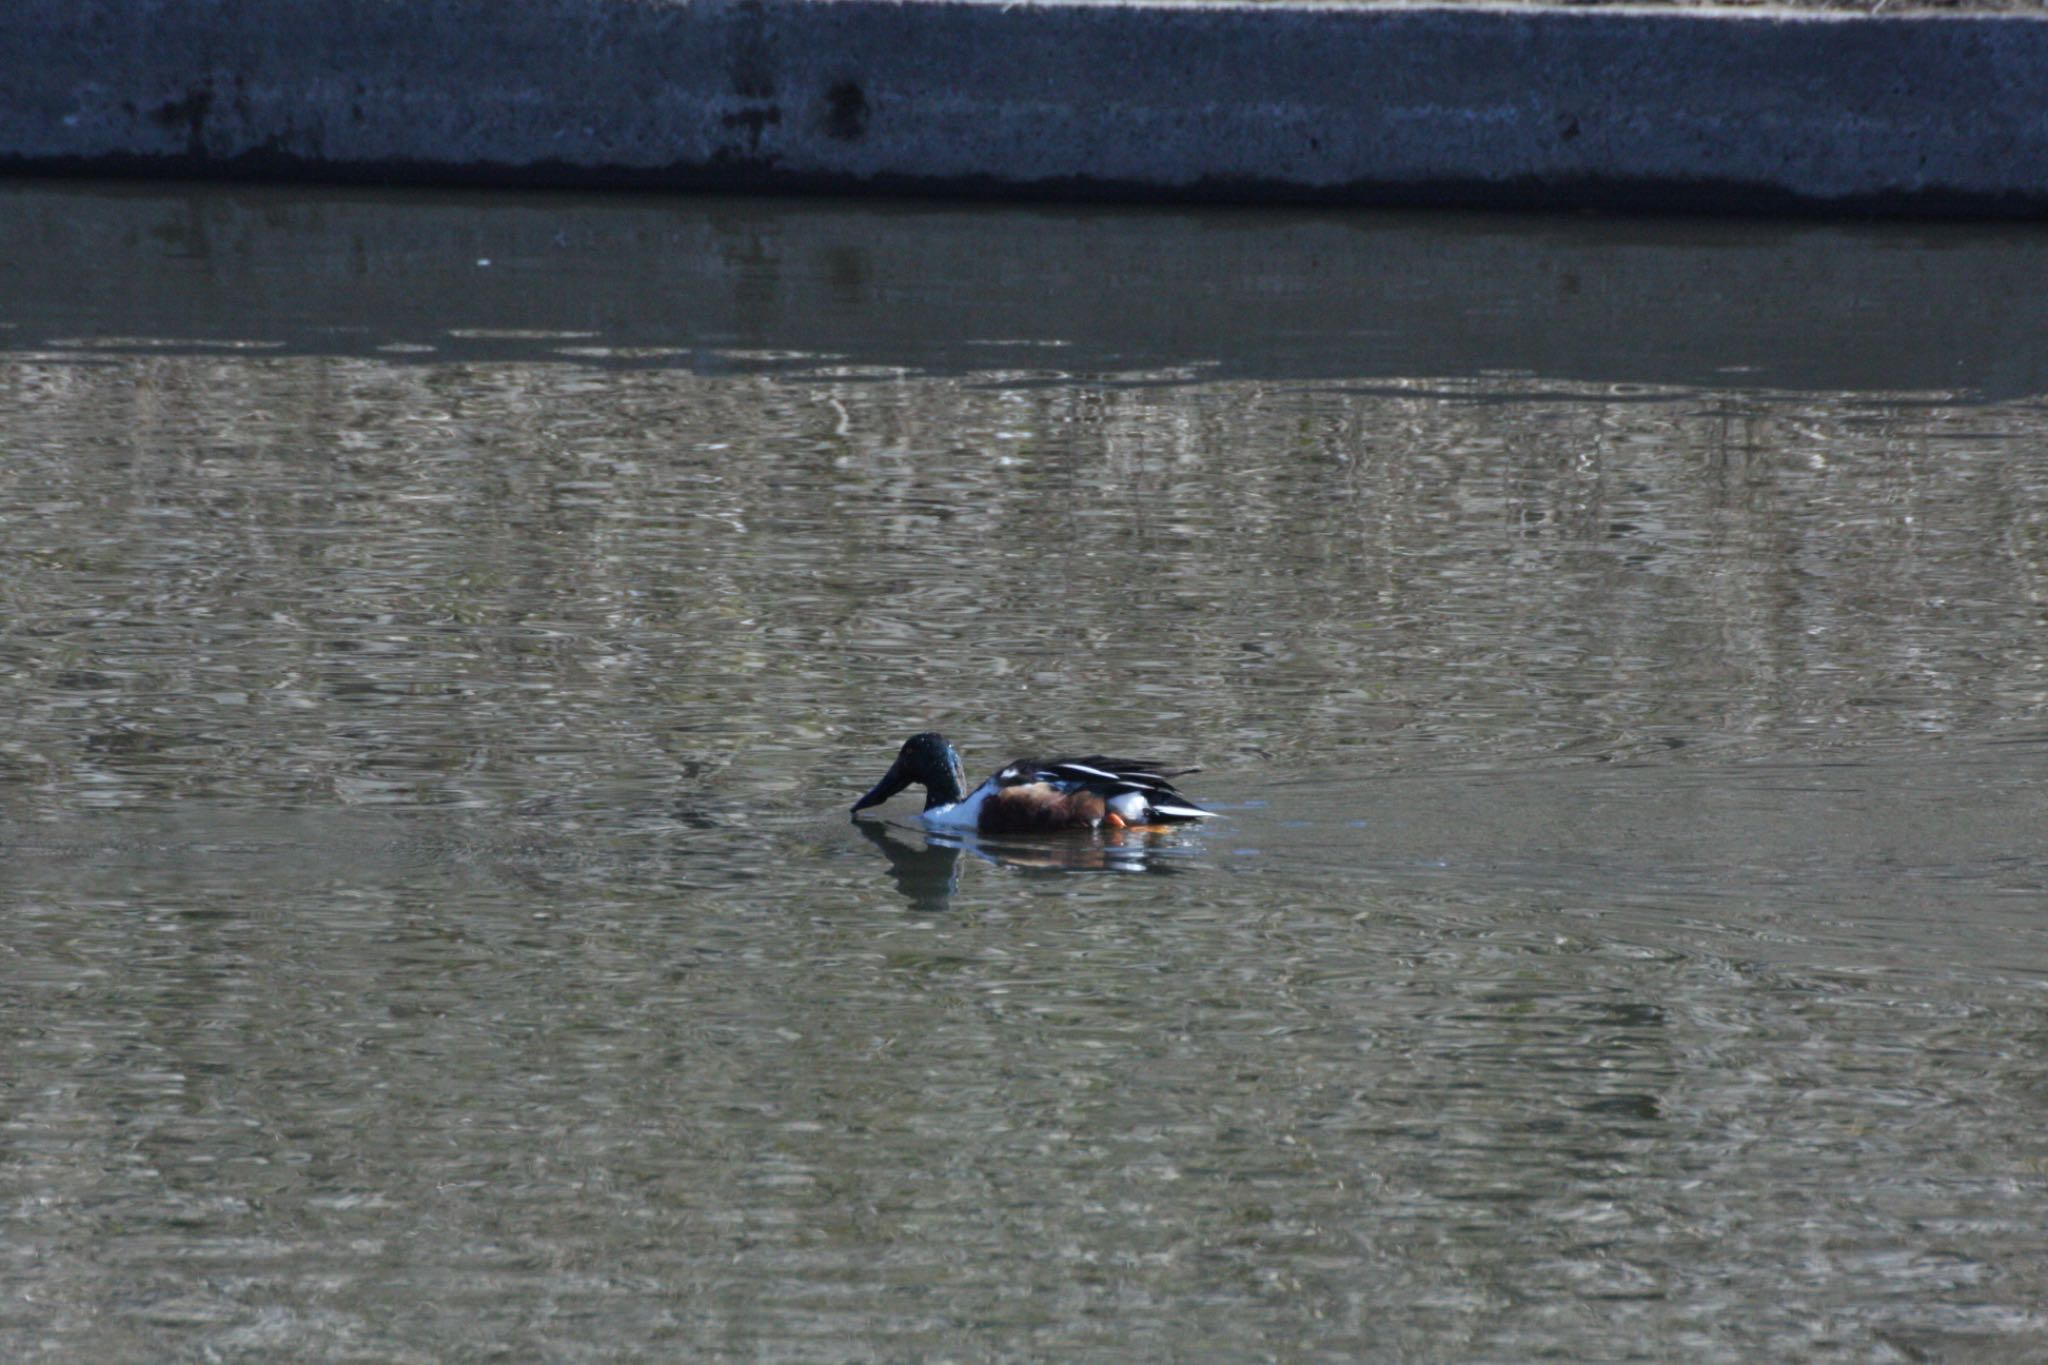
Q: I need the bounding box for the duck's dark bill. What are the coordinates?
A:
[851,764,909,813]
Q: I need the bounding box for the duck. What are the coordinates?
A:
[851,731,1213,834]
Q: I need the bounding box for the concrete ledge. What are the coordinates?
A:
[6,0,2048,215]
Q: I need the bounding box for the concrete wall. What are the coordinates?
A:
[6,0,2048,215]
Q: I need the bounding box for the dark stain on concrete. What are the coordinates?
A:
[823,81,868,141]
[151,81,214,158]
[721,105,782,146]
[727,0,776,101]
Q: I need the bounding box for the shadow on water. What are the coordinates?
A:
[6,177,2048,397]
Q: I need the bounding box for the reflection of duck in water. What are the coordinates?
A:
[853,810,1198,910]
[851,732,1213,833]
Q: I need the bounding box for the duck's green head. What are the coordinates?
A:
[852,731,968,813]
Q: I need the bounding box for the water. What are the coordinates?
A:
[3,179,2047,1360]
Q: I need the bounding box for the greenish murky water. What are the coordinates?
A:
[3,180,2046,1361]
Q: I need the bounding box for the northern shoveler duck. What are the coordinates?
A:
[851,732,1213,834]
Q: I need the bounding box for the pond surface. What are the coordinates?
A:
[3,179,2047,1361]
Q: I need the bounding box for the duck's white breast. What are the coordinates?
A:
[919,782,995,830]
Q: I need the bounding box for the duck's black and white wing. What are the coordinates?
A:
[1002,754,1213,823]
